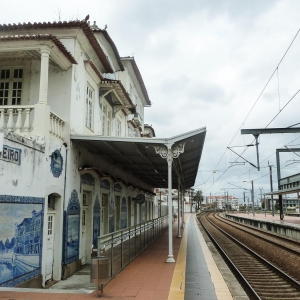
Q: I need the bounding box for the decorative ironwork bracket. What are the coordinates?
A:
[154,142,186,165]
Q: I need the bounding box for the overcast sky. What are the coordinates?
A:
[2,1,300,203]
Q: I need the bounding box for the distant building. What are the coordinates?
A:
[206,195,239,210]
[0,16,205,288]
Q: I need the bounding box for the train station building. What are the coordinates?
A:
[0,16,206,288]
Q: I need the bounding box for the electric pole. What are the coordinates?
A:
[251,180,255,217]
[268,163,274,216]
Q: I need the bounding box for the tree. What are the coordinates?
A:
[224,203,232,210]
[193,190,204,210]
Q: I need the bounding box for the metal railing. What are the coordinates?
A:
[97,216,168,281]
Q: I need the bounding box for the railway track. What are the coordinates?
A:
[199,212,300,300]
[215,213,300,256]
[209,213,300,282]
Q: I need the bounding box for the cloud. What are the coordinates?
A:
[2,0,300,202]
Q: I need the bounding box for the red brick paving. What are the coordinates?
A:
[0,217,185,300]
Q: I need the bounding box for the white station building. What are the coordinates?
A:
[0,16,206,288]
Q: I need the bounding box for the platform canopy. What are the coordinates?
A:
[71,127,206,190]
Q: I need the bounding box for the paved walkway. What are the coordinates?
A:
[0,214,233,300]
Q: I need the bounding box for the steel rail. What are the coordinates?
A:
[199,212,300,299]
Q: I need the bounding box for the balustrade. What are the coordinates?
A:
[50,111,65,140]
[0,105,65,140]
[0,106,34,133]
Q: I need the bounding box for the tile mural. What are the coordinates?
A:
[93,195,100,247]
[109,196,114,233]
[120,197,127,229]
[141,202,146,223]
[64,190,80,265]
[0,195,44,287]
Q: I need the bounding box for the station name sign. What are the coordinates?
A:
[0,145,21,165]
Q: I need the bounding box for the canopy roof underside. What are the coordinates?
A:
[71,127,206,190]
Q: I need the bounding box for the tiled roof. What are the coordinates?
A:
[128,120,137,128]
[121,57,151,106]
[84,59,104,80]
[0,17,113,73]
[92,28,124,72]
[101,79,136,114]
[0,34,77,64]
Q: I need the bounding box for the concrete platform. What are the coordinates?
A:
[229,212,300,225]
[0,214,247,299]
[227,212,300,240]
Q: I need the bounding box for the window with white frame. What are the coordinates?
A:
[116,118,121,136]
[0,68,23,105]
[85,84,94,129]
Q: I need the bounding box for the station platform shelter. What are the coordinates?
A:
[0,213,244,300]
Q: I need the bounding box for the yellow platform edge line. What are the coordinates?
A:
[194,215,233,300]
[168,214,191,300]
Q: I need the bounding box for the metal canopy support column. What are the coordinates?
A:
[166,148,175,262]
[181,189,185,228]
[269,164,274,216]
[177,181,181,238]
[275,148,300,220]
[279,194,284,220]
[276,150,281,181]
[154,142,186,263]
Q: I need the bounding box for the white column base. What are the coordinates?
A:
[166,255,175,263]
[177,234,182,238]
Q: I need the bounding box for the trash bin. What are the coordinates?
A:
[90,256,109,296]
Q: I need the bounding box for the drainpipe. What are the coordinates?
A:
[61,144,69,280]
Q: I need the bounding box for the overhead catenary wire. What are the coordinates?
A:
[208,109,300,189]
[217,134,300,193]
[205,29,300,192]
